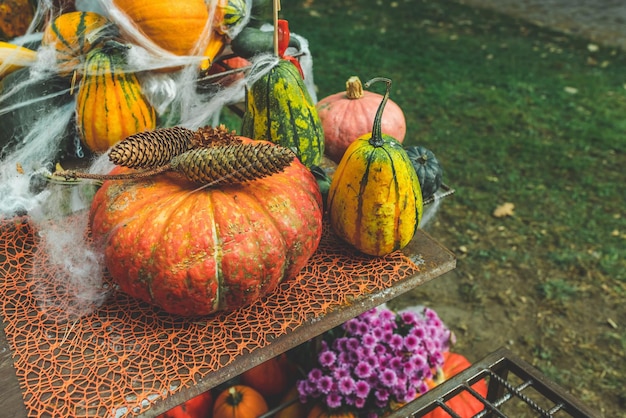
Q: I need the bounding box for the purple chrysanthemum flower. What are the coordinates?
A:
[411,326,426,339]
[354,396,367,409]
[355,360,373,379]
[326,392,343,409]
[380,368,398,386]
[375,388,390,403]
[372,327,384,340]
[347,337,360,351]
[362,333,377,347]
[355,380,371,398]
[389,356,403,371]
[308,368,323,382]
[317,375,334,394]
[389,334,404,350]
[333,366,350,380]
[344,318,360,334]
[338,375,356,395]
[319,349,337,368]
[400,310,419,326]
[379,308,395,321]
[404,334,420,351]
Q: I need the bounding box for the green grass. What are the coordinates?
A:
[279,0,626,415]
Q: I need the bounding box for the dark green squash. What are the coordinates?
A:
[405,145,443,200]
[241,59,324,168]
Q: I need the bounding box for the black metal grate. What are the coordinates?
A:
[387,347,599,418]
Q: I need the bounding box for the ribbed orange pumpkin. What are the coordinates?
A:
[112,0,209,55]
[42,11,114,76]
[75,43,156,153]
[88,137,323,316]
[213,385,268,418]
[317,76,406,163]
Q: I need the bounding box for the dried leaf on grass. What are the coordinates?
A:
[493,202,515,218]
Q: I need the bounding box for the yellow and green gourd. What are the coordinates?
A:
[241,59,324,168]
[327,77,423,256]
[75,42,156,153]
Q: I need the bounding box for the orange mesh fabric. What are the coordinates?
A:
[0,215,420,417]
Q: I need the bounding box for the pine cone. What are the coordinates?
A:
[171,142,295,186]
[108,126,195,169]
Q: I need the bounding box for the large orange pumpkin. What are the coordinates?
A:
[112,0,209,56]
[316,76,406,163]
[213,385,268,418]
[88,137,323,316]
[423,352,488,418]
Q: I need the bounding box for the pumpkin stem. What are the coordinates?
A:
[345,76,364,99]
[226,386,243,406]
[55,164,171,182]
[364,77,392,147]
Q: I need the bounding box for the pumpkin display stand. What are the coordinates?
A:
[0,212,456,417]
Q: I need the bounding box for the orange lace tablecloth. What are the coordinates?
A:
[0,215,455,417]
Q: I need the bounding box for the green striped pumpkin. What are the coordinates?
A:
[241,59,324,168]
[75,43,156,153]
[42,11,115,76]
[327,78,423,256]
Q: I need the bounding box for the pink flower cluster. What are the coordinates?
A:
[297,306,453,416]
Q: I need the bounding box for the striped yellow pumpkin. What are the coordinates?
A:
[75,43,156,153]
[327,78,422,256]
[42,11,114,76]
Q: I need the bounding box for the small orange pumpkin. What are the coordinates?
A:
[213,385,268,418]
[240,353,295,398]
[316,76,406,163]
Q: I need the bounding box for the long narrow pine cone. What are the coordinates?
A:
[170,142,295,186]
[108,126,196,169]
